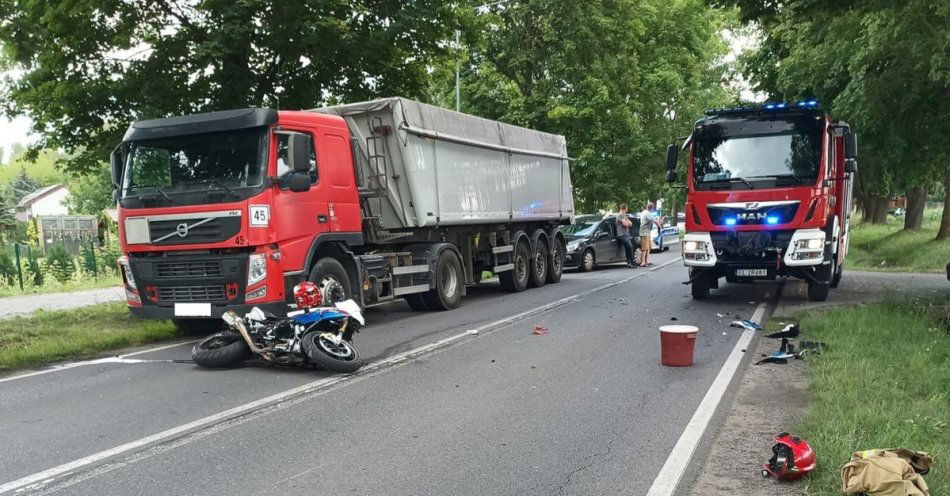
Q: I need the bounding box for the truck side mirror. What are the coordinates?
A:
[667,170,678,183]
[288,133,312,174]
[665,144,678,171]
[287,172,311,193]
[844,133,857,160]
[110,146,123,188]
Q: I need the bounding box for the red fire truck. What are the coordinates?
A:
[111,98,573,332]
[665,101,857,301]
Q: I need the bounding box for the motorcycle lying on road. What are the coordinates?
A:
[192,282,365,373]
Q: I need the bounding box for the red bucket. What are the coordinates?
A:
[659,325,698,367]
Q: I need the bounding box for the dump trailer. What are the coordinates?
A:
[665,100,857,301]
[112,98,574,331]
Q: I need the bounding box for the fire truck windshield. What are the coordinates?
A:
[122,127,268,201]
[692,113,824,190]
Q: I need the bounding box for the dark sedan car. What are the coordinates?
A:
[561,214,643,271]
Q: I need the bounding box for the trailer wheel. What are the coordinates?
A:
[404,294,429,311]
[309,257,351,305]
[690,269,710,299]
[546,237,565,284]
[528,241,549,288]
[423,250,463,310]
[499,238,530,292]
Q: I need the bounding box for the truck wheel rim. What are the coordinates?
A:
[442,263,458,296]
[551,244,563,274]
[516,248,528,282]
[535,250,546,276]
[318,276,345,305]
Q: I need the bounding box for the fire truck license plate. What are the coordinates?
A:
[175,303,211,317]
[735,269,768,277]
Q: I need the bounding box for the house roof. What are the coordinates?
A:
[17,184,67,208]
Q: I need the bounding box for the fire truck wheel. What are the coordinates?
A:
[173,319,224,335]
[807,264,832,301]
[423,250,463,310]
[499,237,531,292]
[528,240,549,288]
[690,269,710,299]
[308,257,352,305]
[830,261,843,289]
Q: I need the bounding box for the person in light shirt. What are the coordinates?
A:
[638,201,660,267]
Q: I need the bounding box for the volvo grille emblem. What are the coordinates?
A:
[175,223,189,237]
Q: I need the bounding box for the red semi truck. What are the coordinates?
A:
[666,101,857,301]
[111,98,574,331]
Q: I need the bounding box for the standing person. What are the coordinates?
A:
[639,201,660,267]
[615,204,636,268]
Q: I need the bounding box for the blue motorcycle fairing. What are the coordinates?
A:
[292,308,349,325]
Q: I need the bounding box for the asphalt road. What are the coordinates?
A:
[0,246,781,496]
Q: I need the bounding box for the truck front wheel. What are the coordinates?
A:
[807,263,832,301]
[690,268,710,300]
[423,250,463,310]
[499,238,530,292]
[309,257,352,306]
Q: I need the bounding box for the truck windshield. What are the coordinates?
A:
[692,113,824,190]
[122,128,268,198]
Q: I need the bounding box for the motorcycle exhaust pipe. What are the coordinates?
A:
[232,319,274,362]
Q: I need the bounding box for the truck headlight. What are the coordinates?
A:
[795,238,824,250]
[784,229,826,265]
[118,256,136,290]
[248,253,267,286]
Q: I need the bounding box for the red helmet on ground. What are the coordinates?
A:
[293,281,322,309]
[762,433,815,481]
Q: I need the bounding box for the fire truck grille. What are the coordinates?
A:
[156,285,227,302]
[154,260,223,279]
[707,203,800,226]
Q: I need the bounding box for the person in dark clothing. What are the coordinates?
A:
[616,203,636,268]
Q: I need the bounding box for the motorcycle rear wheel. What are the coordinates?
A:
[192,331,252,368]
[301,332,363,373]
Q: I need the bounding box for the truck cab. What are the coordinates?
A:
[666,101,858,301]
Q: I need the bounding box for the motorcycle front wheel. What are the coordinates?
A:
[301,332,363,373]
[192,331,253,368]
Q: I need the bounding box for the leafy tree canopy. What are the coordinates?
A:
[0,0,458,174]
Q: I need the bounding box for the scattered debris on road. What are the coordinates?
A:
[532,325,549,336]
[730,320,763,331]
[765,323,800,339]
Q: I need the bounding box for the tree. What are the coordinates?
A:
[26,217,38,247]
[721,0,950,235]
[0,251,15,286]
[26,251,43,286]
[0,1,459,175]
[7,168,41,203]
[66,164,114,215]
[442,0,735,211]
[44,245,75,284]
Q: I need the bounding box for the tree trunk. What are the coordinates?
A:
[903,186,927,231]
[937,172,950,240]
[866,196,889,223]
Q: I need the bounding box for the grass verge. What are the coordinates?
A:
[848,209,950,273]
[0,302,180,371]
[792,299,950,495]
[0,275,122,298]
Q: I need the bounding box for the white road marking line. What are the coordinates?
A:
[0,340,198,385]
[0,258,681,495]
[644,299,771,496]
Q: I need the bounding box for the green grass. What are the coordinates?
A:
[0,275,122,298]
[0,302,180,371]
[791,299,950,495]
[848,208,950,272]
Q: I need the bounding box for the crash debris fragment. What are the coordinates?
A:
[730,320,763,331]
[532,325,549,336]
[762,433,815,481]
